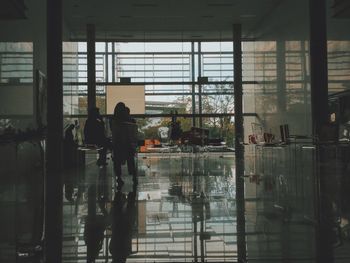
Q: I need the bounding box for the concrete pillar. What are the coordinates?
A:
[198,42,203,127]
[45,0,63,261]
[87,24,96,110]
[233,24,247,263]
[276,41,286,113]
[191,41,196,126]
[309,0,333,262]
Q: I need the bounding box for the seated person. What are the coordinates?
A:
[84,107,109,166]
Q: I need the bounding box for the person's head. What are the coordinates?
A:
[114,102,127,120]
[88,107,100,119]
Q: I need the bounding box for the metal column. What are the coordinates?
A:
[87,24,96,110]
[105,42,109,82]
[233,24,247,263]
[309,0,333,262]
[191,41,196,126]
[45,0,63,261]
[310,1,329,132]
[193,221,198,263]
[276,41,286,113]
[198,42,203,128]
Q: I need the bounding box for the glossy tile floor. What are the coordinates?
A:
[62,152,237,262]
[2,145,350,262]
[60,150,350,263]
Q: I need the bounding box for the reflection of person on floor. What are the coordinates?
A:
[111,102,138,185]
[84,107,109,166]
[192,192,210,222]
[84,184,108,263]
[84,214,106,263]
[109,187,137,263]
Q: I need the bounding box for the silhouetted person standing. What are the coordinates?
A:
[63,124,77,201]
[84,107,109,166]
[63,124,76,168]
[111,102,138,185]
[169,110,182,142]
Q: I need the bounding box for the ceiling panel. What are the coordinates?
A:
[63,0,309,41]
[0,0,26,20]
[3,0,348,42]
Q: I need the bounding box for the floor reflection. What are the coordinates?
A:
[109,185,137,263]
[62,152,237,262]
[3,145,350,262]
[62,150,350,262]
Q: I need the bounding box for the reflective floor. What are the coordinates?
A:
[62,152,238,262]
[60,150,350,263]
[2,145,350,262]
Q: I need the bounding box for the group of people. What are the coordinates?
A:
[80,102,138,262]
[83,102,138,185]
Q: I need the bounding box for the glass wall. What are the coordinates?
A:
[0,2,47,262]
[251,40,311,140]
[324,3,350,260]
[0,42,34,133]
[328,41,350,94]
[62,41,250,146]
[0,42,33,84]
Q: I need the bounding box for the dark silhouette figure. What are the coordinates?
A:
[125,106,136,123]
[84,183,108,263]
[169,110,182,141]
[84,107,109,166]
[111,102,138,186]
[84,214,106,263]
[109,187,137,263]
[63,124,76,168]
[63,124,78,201]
